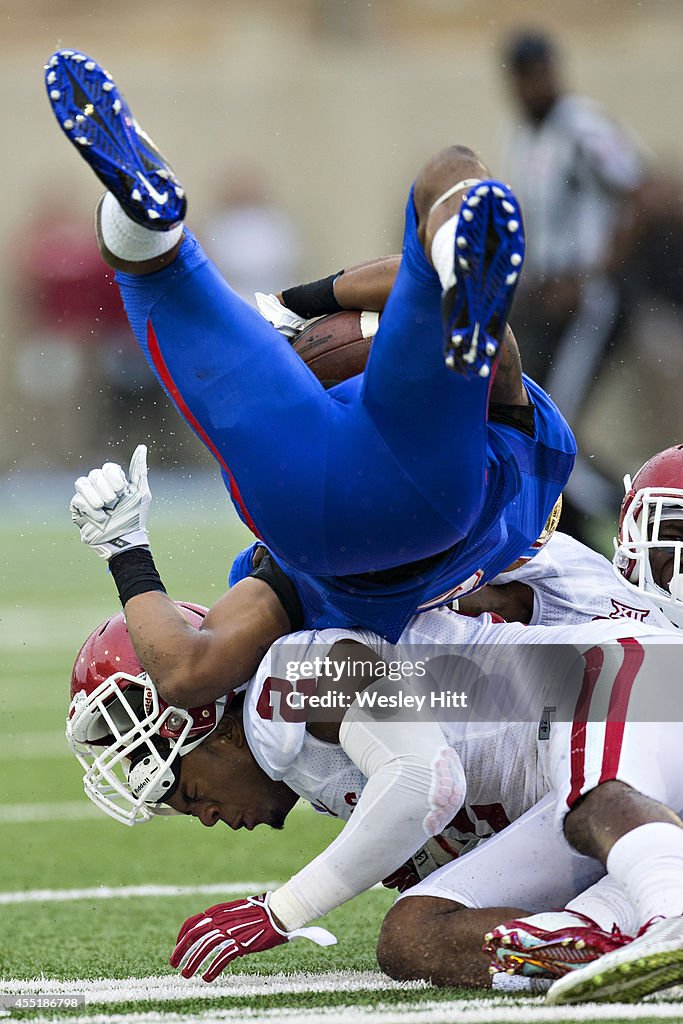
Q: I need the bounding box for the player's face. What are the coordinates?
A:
[649,520,683,592]
[510,63,557,122]
[165,718,297,830]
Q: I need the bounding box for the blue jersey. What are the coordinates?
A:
[116,191,574,628]
[229,375,572,641]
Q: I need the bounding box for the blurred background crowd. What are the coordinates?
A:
[2,0,682,549]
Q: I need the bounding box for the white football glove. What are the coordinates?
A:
[254,292,308,339]
[70,445,152,560]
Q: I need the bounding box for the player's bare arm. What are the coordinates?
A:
[123,581,290,707]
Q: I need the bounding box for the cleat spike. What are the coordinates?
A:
[485,342,496,357]
[131,188,142,202]
[102,81,114,92]
[502,200,515,214]
[510,252,522,267]
[492,186,505,197]
[461,208,474,222]
[147,209,161,220]
[475,185,490,196]
[50,89,61,100]
[479,364,490,378]
[458,257,469,270]
[467,194,480,207]
[84,61,96,71]
[507,219,519,232]
[456,236,467,249]
[505,272,518,285]
[112,99,122,114]
[62,119,74,130]
[76,136,91,146]
[484,932,493,942]
[575,939,586,950]
[71,54,86,62]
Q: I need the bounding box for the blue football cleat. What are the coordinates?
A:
[441,180,525,379]
[44,49,186,230]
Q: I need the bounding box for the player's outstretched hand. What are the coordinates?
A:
[254,292,308,339]
[70,444,152,560]
[170,893,337,982]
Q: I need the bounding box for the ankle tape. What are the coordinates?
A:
[428,178,483,218]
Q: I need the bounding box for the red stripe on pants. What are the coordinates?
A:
[567,645,605,808]
[146,320,261,537]
[599,637,645,784]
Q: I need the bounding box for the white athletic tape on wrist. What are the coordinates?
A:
[100,192,183,261]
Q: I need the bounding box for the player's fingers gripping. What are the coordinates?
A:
[69,493,107,527]
[73,466,124,510]
[101,462,129,500]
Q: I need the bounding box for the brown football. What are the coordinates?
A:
[292,310,378,386]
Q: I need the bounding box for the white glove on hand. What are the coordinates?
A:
[254,292,308,339]
[70,445,152,560]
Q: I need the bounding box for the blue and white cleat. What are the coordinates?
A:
[441,180,525,380]
[44,49,186,230]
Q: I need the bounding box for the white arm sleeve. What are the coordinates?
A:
[269,682,466,930]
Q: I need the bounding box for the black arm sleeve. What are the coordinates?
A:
[250,549,304,630]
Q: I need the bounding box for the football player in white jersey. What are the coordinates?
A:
[379,444,683,1003]
[68,444,683,995]
[69,593,683,992]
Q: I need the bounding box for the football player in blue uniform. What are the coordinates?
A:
[48,48,574,649]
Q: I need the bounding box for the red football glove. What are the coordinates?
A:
[381,862,420,893]
[170,892,336,982]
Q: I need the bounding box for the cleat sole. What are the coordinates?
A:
[441,179,525,379]
[44,49,186,230]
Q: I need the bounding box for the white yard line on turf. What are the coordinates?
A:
[0,801,101,824]
[0,733,71,760]
[0,796,320,825]
[0,974,417,1001]
[2,993,683,1024]
[0,882,283,905]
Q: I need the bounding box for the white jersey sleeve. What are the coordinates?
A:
[492,532,673,629]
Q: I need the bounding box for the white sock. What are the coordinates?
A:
[430,214,458,291]
[566,874,639,935]
[606,822,683,929]
[99,192,183,262]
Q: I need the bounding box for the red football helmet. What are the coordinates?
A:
[67,603,228,825]
[613,445,683,628]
